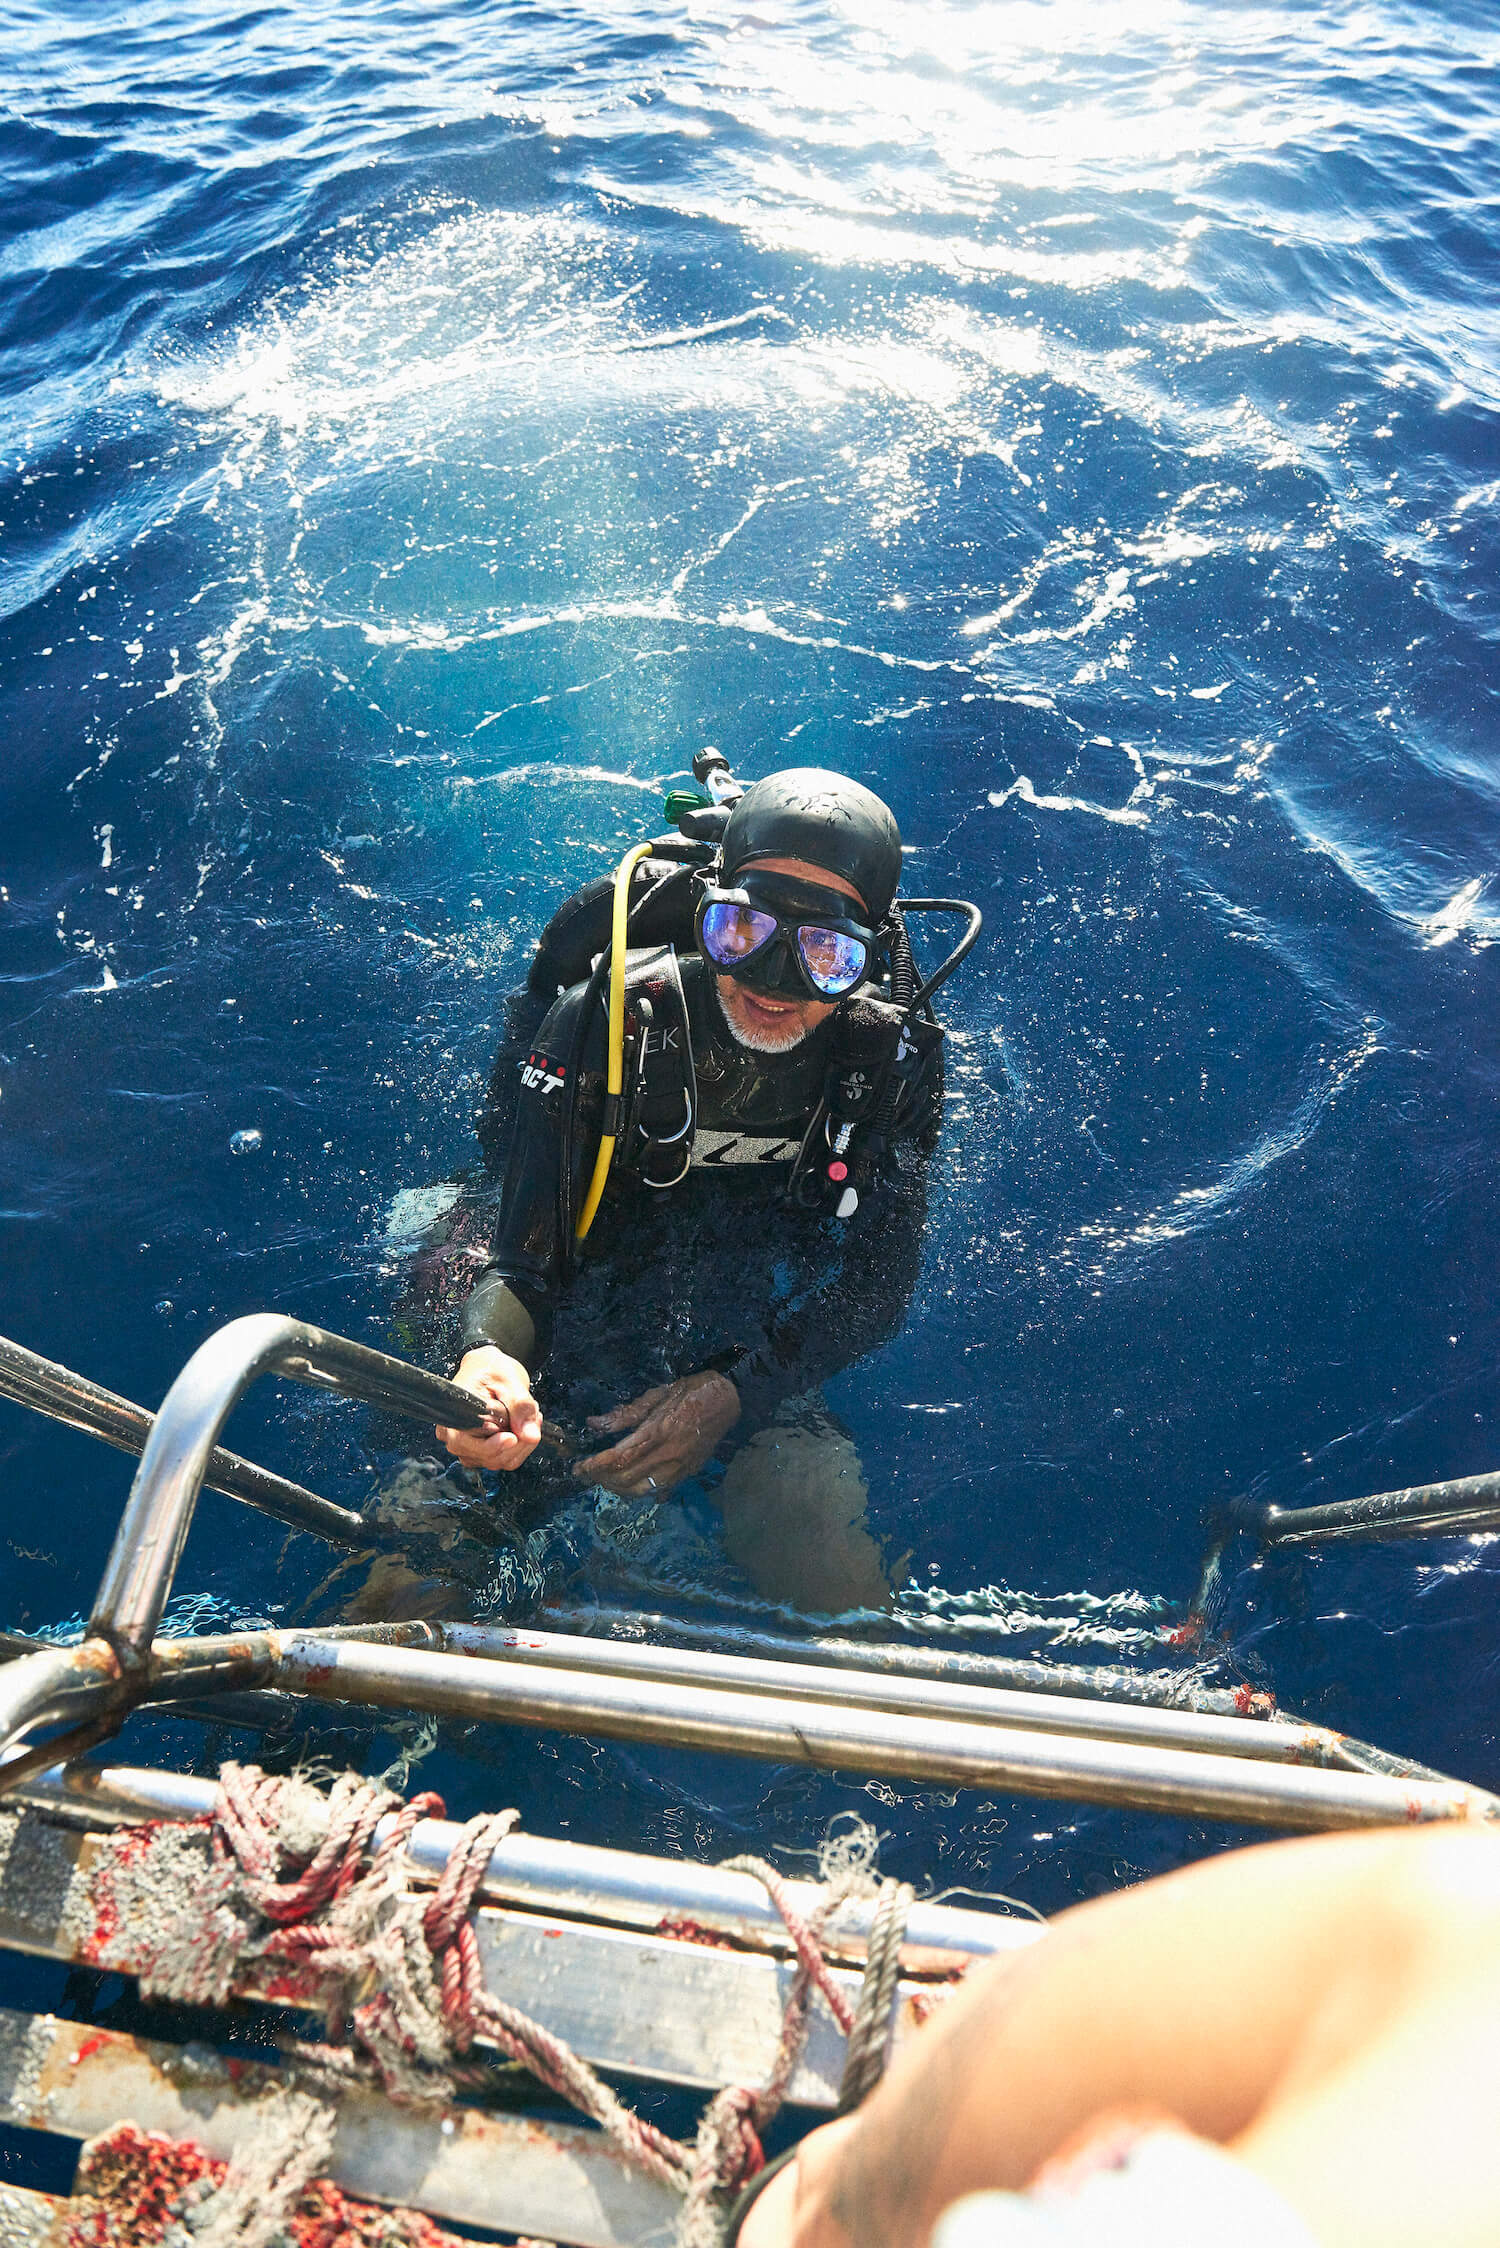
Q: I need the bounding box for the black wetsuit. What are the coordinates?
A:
[462,921,935,1441]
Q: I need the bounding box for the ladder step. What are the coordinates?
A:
[0,2006,677,2248]
[0,1802,964,2108]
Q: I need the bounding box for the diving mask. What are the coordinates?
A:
[696,871,876,1000]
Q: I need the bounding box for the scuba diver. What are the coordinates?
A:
[436,756,979,1609]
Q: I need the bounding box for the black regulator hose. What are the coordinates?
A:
[861,898,983,1139]
[895,898,984,1018]
[867,907,918,1144]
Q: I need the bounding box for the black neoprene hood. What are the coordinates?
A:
[719,768,903,921]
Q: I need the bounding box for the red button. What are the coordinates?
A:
[828,1161,848,1182]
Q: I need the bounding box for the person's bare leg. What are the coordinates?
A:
[744,1824,1500,2248]
[716,1401,891,1612]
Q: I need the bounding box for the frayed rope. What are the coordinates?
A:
[80,1767,912,2246]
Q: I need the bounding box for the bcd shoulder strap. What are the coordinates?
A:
[610,944,698,1189]
[794,995,945,1214]
[825,995,943,1134]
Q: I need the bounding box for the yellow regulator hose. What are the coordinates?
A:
[574,841,653,1240]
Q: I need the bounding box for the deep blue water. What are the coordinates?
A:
[3,0,1500,1927]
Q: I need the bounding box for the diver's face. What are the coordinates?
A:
[711,855,865,1054]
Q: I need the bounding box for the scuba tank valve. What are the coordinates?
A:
[693,745,744,804]
[663,749,745,845]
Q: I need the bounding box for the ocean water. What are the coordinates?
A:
[3,0,1500,1938]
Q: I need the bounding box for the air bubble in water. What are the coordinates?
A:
[230,1127,263,1155]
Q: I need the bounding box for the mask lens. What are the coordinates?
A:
[701,900,778,966]
[796,925,867,996]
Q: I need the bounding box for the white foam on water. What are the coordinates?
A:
[382,1182,463,1248]
[1421,875,1497,950]
[989,773,1151,829]
[1292,819,1500,953]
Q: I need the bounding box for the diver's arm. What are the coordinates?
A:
[476,985,550,1172]
[458,980,601,1369]
[727,1156,929,1427]
[461,1267,545,1364]
[444,983,596,1467]
[571,1371,742,1497]
[460,980,553,1367]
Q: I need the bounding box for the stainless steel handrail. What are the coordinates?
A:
[12,1762,1027,1959]
[0,1331,373,1548]
[532,1607,1459,1785]
[539,1603,1276,1719]
[1255,1466,1500,1547]
[6,1615,1492,1832]
[15,1760,1037,1959]
[441,1620,1362,1770]
[4,1608,1494,1834]
[0,1618,446,1785]
[6,1314,1497,1835]
[133,1626,1498,1833]
[88,1315,491,1661]
[0,1643,121,1755]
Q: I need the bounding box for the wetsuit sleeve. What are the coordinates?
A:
[460,982,601,1368]
[724,1154,929,1429]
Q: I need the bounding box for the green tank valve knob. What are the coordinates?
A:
[664,786,710,824]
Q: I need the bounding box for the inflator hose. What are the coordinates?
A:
[574,841,654,1241]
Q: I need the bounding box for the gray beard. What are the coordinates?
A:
[716,982,811,1055]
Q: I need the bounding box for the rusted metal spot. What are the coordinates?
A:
[654,1916,739,1952]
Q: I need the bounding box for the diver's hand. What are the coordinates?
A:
[575,1371,741,1496]
[437,1346,542,1471]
